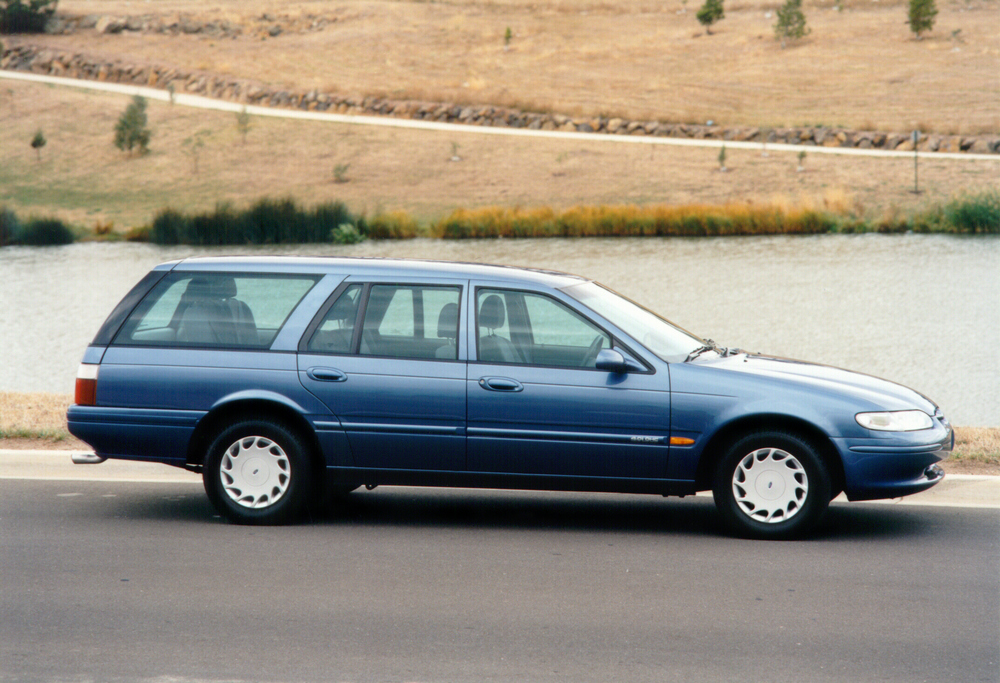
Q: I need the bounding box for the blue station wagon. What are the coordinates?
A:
[67,257,953,538]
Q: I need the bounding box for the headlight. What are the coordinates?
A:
[856,410,934,432]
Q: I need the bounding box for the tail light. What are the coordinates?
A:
[75,364,99,406]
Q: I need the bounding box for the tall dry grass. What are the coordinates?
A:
[431,203,844,238]
[0,392,72,441]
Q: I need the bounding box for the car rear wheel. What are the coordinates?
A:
[203,419,313,525]
[712,431,831,539]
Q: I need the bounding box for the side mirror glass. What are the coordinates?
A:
[595,348,642,373]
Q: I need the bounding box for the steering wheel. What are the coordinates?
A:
[582,335,606,367]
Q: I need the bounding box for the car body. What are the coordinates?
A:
[67,257,952,537]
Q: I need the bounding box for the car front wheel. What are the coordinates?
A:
[712,431,831,539]
[203,419,313,525]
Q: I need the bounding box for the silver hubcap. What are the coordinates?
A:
[219,436,291,509]
[732,447,808,524]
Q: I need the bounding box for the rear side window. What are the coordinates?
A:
[114,272,319,349]
[306,284,462,360]
[360,285,461,359]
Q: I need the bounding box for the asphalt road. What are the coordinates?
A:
[1,479,997,683]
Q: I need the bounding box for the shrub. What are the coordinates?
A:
[0,206,21,246]
[114,95,151,156]
[775,0,810,47]
[150,208,188,245]
[696,0,724,34]
[944,191,1000,234]
[361,211,419,239]
[0,0,58,34]
[18,218,74,245]
[149,199,359,246]
[908,0,937,38]
[125,225,151,242]
[330,223,364,244]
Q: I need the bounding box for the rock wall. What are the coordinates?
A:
[3,43,998,155]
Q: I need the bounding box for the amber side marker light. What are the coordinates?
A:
[670,437,696,446]
[75,364,99,406]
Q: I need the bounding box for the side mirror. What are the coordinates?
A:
[595,348,642,374]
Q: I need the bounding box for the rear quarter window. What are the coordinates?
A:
[114,272,320,349]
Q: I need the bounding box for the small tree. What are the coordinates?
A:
[181,130,210,175]
[114,95,151,156]
[775,0,810,48]
[696,0,724,34]
[235,106,251,144]
[907,0,937,39]
[0,0,59,34]
[30,128,45,161]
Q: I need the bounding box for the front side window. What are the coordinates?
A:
[562,281,704,363]
[115,272,319,349]
[476,289,611,368]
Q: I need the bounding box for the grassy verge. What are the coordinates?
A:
[2,392,997,473]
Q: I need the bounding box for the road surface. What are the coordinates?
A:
[1,473,997,682]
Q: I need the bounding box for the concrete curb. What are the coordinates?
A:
[2,450,997,509]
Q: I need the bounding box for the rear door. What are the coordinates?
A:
[298,279,468,471]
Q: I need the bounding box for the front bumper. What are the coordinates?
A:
[835,420,953,502]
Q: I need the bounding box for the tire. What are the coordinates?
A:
[712,431,832,540]
[203,419,314,525]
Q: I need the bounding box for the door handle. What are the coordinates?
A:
[307,367,348,382]
[479,377,523,392]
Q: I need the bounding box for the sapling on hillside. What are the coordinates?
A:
[181,130,211,175]
[235,106,251,144]
[908,0,938,39]
[775,0,810,48]
[697,0,724,34]
[30,128,45,161]
[114,95,151,156]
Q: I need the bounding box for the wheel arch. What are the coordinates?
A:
[694,414,845,496]
[186,398,322,473]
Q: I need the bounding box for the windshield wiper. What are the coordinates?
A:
[685,340,718,363]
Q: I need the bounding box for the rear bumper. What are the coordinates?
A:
[67,405,203,465]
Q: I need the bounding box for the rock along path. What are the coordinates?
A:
[3,69,1000,163]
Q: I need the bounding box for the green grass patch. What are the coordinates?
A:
[0,427,70,441]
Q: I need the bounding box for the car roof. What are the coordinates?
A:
[164,256,589,288]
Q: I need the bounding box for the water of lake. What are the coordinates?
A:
[1,234,996,425]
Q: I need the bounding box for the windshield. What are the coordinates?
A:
[562,281,708,363]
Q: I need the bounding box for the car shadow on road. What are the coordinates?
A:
[73,483,971,541]
[313,489,722,536]
[303,488,955,541]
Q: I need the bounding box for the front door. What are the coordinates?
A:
[466,286,671,480]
